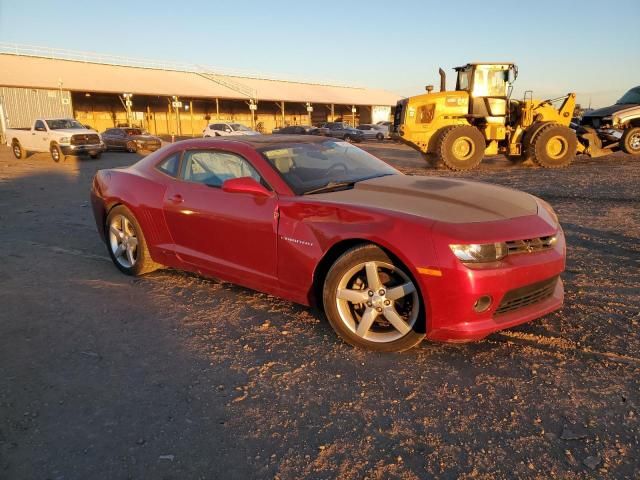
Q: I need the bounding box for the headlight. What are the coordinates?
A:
[59,137,70,144]
[449,243,507,263]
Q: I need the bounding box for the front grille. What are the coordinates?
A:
[506,235,556,255]
[495,276,558,316]
[71,134,101,145]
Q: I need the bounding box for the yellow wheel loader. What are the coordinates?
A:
[392,63,584,170]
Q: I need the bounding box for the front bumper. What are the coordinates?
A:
[421,218,566,342]
[61,143,106,155]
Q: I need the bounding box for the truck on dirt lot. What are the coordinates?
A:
[578,86,640,156]
[6,118,105,162]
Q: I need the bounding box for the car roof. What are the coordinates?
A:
[177,135,333,149]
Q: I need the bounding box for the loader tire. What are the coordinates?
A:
[528,124,577,168]
[620,127,640,155]
[435,125,485,171]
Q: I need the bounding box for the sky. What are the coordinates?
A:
[1,0,638,108]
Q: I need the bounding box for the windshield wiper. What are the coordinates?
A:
[303,180,356,195]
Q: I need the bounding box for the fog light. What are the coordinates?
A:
[473,295,492,313]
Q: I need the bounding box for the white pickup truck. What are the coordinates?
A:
[6,118,106,162]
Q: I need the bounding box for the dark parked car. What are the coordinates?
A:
[318,122,364,143]
[273,125,318,135]
[579,86,640,155]
[102,128,162,153]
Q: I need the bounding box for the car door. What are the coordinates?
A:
[114,129,128,149]
[162,148,279,286]
[30,120,49,150]
[102,129,117,148]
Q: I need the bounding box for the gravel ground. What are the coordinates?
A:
[0,143,638,479]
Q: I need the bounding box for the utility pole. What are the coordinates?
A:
[306,102,313,126]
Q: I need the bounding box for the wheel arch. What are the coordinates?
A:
[310,237,428,333]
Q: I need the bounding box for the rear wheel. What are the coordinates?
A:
[50,144,63,163]
[528,124,577,168]
[435,125,486,171]
[106,205,161,276]
[12,141,25,159]
[620,127,640,155]
[323,244,425,352]
[376,132,384,141]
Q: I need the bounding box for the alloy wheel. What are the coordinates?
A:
[108,214,139,268]
[335,260,419,342]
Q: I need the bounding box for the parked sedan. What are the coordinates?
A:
[320,122,364,143]
[356,124,386,141]
[273,125,318,135]
[102,128,162,153]
[203,122,259,137]
[91,135,565,352]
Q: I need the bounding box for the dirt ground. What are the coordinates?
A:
[0,142,638,480]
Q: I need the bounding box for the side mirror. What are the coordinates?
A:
[222,177,271,197]
[425,85,434,93]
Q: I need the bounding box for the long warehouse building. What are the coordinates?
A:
[0,45,401,140]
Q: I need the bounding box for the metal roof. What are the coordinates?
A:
[0,52,401,106]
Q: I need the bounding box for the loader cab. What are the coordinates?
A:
[455,63,516,122]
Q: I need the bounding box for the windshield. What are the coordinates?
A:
[125,128,143,136]
[472,66,509,97]
[261,140,398,195]
[616,87,640,105]
[231,124,252,132]
[46,119,85,130]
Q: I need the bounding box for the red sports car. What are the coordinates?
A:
[91,136,565,351]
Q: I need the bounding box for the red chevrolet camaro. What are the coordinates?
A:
[91,136,565,351]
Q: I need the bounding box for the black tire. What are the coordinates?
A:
[528,124,577,168]
[11,140,25,159]
[50,144,63,163]
[323,244,425,352]
[90,153,102,159]
[105,205,161,276]
[126,141,137,153]
[376,132,384,141]
[620,127,640,155]
[435,125,485,171]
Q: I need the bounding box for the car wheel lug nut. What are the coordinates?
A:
[384,300,390,306]
[367,301,372,307]
[368,290,374,296]
[376,307,382,312]
[379,289,385,295]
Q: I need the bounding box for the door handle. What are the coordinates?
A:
[168,194,184,203]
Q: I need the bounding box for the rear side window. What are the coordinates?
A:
[156,153,181,177]
[181,150,261,187]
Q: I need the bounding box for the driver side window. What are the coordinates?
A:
[181,150,261,187]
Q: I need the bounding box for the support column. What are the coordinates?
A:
[189,100,194,137]
[215,98,220,119]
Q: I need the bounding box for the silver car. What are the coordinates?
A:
[356,124,386,141]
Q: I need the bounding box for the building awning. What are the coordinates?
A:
[0,54,401,106]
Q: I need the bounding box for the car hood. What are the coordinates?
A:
[311,175,538,223]
[53,129,97,135]
[130,134,160,142]
[583,103,639,118]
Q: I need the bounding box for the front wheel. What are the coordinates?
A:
[435,125,486,171]
[620,127,640,155]
[90,153,102,159]
[323,244,425,352]
[106,205,161,276]
[12,141,25,159]
[50,144,64,163]
[126,141,137,153]
[376,133,384,141]
[528,124,577,168]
